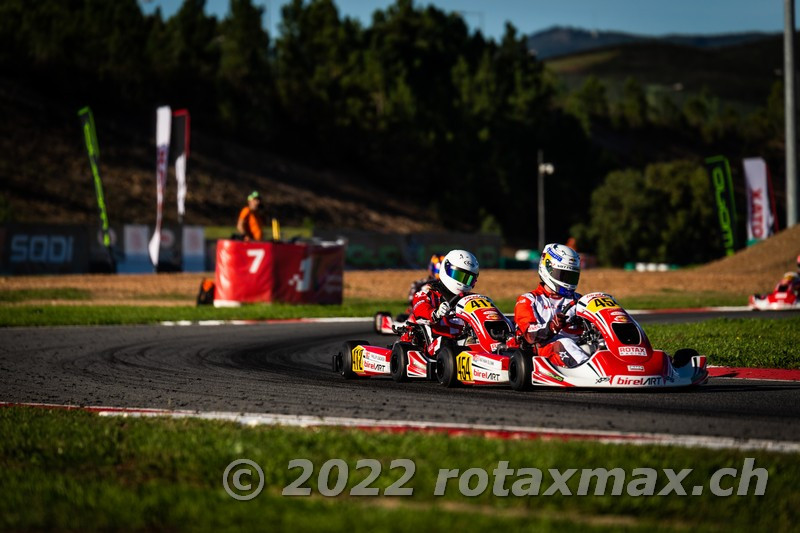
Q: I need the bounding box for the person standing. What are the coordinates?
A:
[237,191,265,241]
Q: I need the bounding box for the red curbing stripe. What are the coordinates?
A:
[353,425,657,443]
[708,366,800,381]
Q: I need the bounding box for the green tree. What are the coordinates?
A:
[574,161,723,266]
[620,77,647,128]
[565,75,609,134]
[217,0,274,133]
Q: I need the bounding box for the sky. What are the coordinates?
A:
[138,0,797,41]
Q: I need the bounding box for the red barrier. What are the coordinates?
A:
[214,240,344,305]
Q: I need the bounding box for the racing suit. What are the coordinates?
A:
[514,284,588,368]
[407,278,432,306]
[410,280,450,322]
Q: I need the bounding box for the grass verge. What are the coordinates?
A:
[0,288,91,302]
[1,406,797,532]
[0,299,408,327]
[647,317,800,369]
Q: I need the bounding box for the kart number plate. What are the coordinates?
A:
[464,298,492,313]
[352,346,364,373]
[457,352,473,382]
[587,296,619,312]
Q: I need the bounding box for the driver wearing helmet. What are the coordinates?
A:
[514,243,588,368]
[406,254,445,307]
[410,249,479,323]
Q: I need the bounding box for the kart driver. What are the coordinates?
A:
[409,249,479,323]
[406,253,445,307]
[514,243,588,368]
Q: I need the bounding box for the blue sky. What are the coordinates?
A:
[139,0,797,41]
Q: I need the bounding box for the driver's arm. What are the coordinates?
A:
[410,286,436,322]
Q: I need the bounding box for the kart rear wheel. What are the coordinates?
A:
[374,312,391,334]
[340,340,369,379]
[435,345,460,388]
[390,342,414,382]
[508,349,533,391]
[672,348,698,369]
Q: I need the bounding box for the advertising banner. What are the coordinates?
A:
[182,225,205,272]
[172,109,190,220]
[1,224,89,274]
[214,240,344,306]
[743,157,778,245]
[313,230,502,269]
[705,156,738,256]
[78,107,114,268]
[148,106,171,268]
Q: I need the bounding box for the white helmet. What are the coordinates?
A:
[440,249,479,295]
[538,243,581,298]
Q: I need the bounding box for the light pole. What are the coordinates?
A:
[785,0,797,226]
[537,149,554,251]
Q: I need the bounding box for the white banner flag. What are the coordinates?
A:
[743,157,775,245]
[172,109,190,220]
[148,106,172,267]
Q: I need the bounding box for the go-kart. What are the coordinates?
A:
[749,273,800,310]
[373,310,408,335]
[334,293,515,386]
[506,292,709,390]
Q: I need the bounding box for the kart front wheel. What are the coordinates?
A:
[435,345,460,388]
[390,342,414,382]
[340,340,369,379]
[672,348,698,369]
[508,349,533,391]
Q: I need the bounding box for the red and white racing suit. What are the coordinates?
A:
[514,284,589,368]
[410,281,449,322]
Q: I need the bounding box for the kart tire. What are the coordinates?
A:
[390,342,414,382]
[508,349,533,391]
[374,312,391,334]
[340,340,370,379]
[672,348,698,369]
[435,345,460,388]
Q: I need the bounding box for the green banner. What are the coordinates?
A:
[78,107,111,250]
[705,155,738,256]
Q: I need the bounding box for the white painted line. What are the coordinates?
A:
[4,402,799,454]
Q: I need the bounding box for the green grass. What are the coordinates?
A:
[1,406,797,532]
[647,317,800,369]
[0,299,408,327]
[0,288,91,302]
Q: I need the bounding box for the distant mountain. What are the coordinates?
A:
[526,26,779,59]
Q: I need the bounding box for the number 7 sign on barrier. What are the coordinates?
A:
[213,239,344,306]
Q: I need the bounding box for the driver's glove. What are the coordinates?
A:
[431,301,450,321]
[548,312,567,334]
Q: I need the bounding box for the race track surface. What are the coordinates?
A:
[2,311,799,443]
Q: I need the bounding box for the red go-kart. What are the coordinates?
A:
[333,293,516,387]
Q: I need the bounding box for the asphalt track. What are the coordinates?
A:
[1,310,799,443]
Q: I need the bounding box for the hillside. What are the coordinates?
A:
[544,35,785,106]
[527,26,779,60]
[0,77,436,234]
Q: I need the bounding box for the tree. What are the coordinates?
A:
[620,77,647,128]
[574,160,723,266]
[217,0,274,133]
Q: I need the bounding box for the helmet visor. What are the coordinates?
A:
[550,267,580,286]
[444,262,477,287]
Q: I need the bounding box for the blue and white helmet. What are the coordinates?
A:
[440,249,479,295]
[539,243,581,298]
